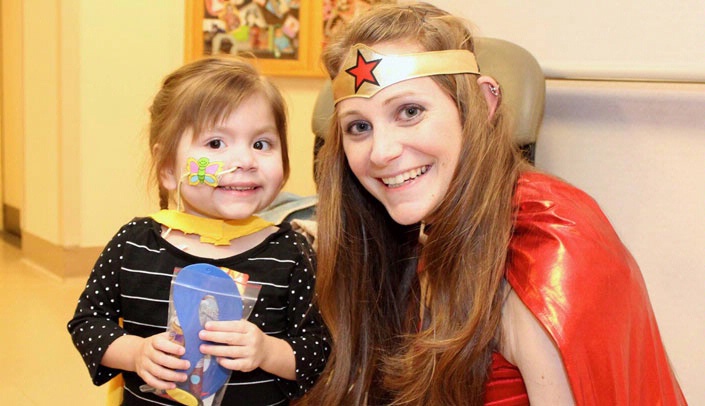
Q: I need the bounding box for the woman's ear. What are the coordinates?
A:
[477,75,501,119]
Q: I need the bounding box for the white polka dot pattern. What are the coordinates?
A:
[67,218,330,405]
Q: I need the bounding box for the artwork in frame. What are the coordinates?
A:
[321,0,396,48]
[186,0,325,77]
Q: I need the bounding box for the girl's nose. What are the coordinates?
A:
[231,148,257,171]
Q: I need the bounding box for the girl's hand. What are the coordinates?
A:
[199,320,270,373]
[199,320,297,380]
[133,332,190,390]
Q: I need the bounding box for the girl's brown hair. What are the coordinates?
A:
[148,57,289,209]
[309,3,526,404]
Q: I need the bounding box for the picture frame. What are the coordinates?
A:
[321,0,395,48]
[185,0,325,77]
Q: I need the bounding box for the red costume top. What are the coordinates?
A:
[483,172,686,405]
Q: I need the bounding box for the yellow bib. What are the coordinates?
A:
[150,210,274,246]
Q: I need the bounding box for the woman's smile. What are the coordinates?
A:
[380,165,430,188]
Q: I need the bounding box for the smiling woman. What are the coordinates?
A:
[338,70,465,226]
[305,2,686,405]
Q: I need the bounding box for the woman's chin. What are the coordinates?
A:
[385,206,427,226]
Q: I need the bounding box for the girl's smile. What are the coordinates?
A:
[161,92,284,221]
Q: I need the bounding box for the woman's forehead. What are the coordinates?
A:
[336,76,441,115]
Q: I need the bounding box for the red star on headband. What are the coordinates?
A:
[345,50,382,93]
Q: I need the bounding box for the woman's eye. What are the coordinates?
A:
[253,140,271,150]
[207,139,224,149]
[345,121,372,135]
[399,105,423,120]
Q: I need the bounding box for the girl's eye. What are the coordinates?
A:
[345,121,372,135]
[253,140,271,151]
[207,139,224,149]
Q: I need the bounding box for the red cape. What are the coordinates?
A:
[505,172,685,404]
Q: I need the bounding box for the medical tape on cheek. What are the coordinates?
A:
[170,157,240,215]
[182,157,239,188]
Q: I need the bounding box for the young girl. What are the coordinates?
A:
[68,57,329,405]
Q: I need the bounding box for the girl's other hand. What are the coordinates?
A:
[199,320,269,373]
[134,332,190,390]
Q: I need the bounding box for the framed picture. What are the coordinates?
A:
[186,0,324,77]
[322,0,395,48]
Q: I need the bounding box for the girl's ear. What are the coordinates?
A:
[154,144,178,191]
[477,75,501,119]
[160,167,178,192]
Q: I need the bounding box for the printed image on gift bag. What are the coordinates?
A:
[157,264,243,406]
[218,266,262,320]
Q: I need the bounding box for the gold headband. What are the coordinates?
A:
[332,43,480,104]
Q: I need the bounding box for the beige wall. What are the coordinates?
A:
[431,0,705,82]
[76,1,185,245]
[1,1,24,216]
[23,0,61,244]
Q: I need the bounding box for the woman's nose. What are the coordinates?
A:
[369,130,403,166]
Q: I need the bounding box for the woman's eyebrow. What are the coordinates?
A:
[381,91,418,107]
[338,91,420,118]
[338,109,362,120]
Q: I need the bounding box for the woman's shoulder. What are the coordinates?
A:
[507,170,644,342]
[506,172,686,406]
[498,289,574,405]
[511,171,625,251]
[514,171,602,218]
[507,170,644,345]
[509,170,636,285]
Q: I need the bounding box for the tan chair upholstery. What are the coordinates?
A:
[310,37,545,162]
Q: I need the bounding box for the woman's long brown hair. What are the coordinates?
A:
[307,3,526,405]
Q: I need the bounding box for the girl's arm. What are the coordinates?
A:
[199,319,296,380]
[67,224,131,385]
[200,231,330,397]
[67,219,190,388]
[501,289,576,405]
[279,233,331,389]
